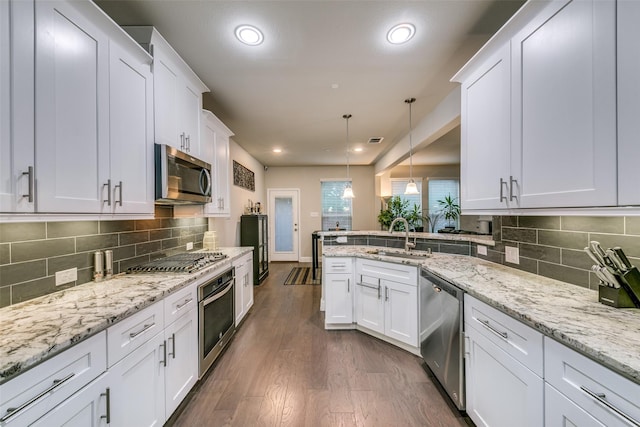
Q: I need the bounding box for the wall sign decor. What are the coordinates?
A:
[233,160,255,191]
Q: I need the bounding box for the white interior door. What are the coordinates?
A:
[268,188,299,262]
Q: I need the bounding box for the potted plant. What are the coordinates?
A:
[406,204,429,232]
[377,196,410,231]
[437,194,461,229]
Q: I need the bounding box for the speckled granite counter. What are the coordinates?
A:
[0,247,252,384]
[318,230,495,246]
[323,246,640,385]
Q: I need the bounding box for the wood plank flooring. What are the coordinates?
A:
[169,262,471,427]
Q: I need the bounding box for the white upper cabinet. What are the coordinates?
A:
[460,44,512,210]
[454,0,621,213]
[35,0,110,213]
[511,0,617,208]
[617,0,640,206]
[124,27,209,157]
[201,109,233,217]
[0,0,35,213]
[108,40,154,214]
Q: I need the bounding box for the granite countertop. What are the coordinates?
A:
[317,230,495,246]
[323,245,640,385]
[0,247,253,385]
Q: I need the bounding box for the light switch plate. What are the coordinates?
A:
[505,246,520,264]
[477,245,488,256]
[186,242,194,250]
[55,268,77,286]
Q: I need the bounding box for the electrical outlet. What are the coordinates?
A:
[55,268,77,286]
[186,242,194,250]
[477,245,488,256]
[505,246,520,264]
[336,236,347,243]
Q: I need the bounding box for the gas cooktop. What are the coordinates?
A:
[127,252,228,273]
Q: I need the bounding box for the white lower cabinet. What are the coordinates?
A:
[233,252,254,326]
[108,331,166,427]
[544,337,640,427]
[464,295,543,427]
[354,273,383,333]
[323,257,354,327]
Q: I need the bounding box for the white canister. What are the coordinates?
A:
[203,231,217,251]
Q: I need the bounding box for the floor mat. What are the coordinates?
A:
[284,267,322,285]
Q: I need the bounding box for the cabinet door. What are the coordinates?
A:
[164,308,198,418]
[325,273,353,325]
[511,0,616,208]
[234,259,247,325]
[545,384,606,427]
[109,331,166,427]
[35,0,110,213]
[460,43,511,210]
[617,0,640,206]
[30,374,110,427]
[201,111,217,215]
[153,48,181,149]
[465,323,543,427]
[214,134,230,215]
[354,274,384,334]
[108,40,154,214]
[0,0,34,213]
[383,280,417,346]
[181,78,202,156]
[244,255,254,312]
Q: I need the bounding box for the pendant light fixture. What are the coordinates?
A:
[342,114,355,199]
[404,97,419,195]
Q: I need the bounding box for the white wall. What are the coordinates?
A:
[265,165,376,260]
[208,138,266,247]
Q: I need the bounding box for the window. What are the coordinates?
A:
[390,179,422,213]
[427,179,460,231]
[321,180,352,231]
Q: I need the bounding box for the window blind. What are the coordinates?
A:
[428,179,460,231]
[321,180,352,231]
[390,179,422,212]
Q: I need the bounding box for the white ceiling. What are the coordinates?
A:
[96,0,523,168]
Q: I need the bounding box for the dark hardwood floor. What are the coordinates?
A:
[170,262,470,427]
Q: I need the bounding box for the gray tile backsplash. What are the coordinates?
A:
[474,215,640,290]
[0,207,207,307]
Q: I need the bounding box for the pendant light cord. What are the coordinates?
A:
[343,114,352,179]
[405,98,416,181]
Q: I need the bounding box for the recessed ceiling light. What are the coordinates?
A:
[387,23,415,44]
[235,25,264,46]
[272,148,282,153]
[354,147,363,152]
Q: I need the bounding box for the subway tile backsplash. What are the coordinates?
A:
[0,207,207,307]
[475,216,640,290]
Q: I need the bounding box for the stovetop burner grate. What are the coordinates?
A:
[127,252,228,273]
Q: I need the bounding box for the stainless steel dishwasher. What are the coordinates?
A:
[420,267,465,411]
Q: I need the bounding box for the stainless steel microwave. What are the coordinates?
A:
[155,144,212,204]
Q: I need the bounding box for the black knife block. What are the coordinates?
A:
[620,266,640,308]
[598,285,637,308]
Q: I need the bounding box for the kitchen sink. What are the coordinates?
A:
[366,249,431,260]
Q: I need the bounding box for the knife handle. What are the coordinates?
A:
[606,249,627,273]
[584,247,605,268]
[613,247,633,270]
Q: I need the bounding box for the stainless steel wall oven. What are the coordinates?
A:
[198,267,235,378]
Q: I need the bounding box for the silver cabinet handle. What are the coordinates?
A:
[186,135,191,152]
[499,178,508,203]
[176,298,193,311]
[114,181,123,206]
[160,341,167,367]
[168,333,176,359]
[509,175,518,202]
[22,166,34,202]
[356,281,378,291]
[478,318,508,340]
[385,286,389,301]
[103,179,112,206]
[180,133,186,151]
[100,387,111,424]
[0,373,75,422]
[580,386,640,427]
[129,323,155,338]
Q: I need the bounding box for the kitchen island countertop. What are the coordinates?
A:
[0,247,252,385]
[323,245,640,385]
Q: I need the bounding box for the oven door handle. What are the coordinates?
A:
[202,281,233,306]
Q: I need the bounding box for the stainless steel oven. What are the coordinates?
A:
[198,267,235,378]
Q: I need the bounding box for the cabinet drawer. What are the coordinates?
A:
[0,331,107,426]
[324,257,353,274]
[164,283,197,326]
[544,337,640,427]
[356,258,417,286]
[107,301,164,367]
[464,295,543,376]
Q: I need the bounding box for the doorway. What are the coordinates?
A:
[267,188,300,262]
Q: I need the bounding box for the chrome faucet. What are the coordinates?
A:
[388,217,416,252]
